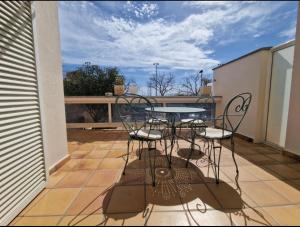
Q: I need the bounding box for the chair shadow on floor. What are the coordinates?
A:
[65,150,273,226]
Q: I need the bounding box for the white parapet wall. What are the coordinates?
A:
[212,48,271,142]
[31,1,69,171]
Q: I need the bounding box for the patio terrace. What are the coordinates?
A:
[1,1,300,226]
[10,130,300,226]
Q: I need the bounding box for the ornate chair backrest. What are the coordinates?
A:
[221,92,252,134]
[115,93,154,136]
[195,95,216,126]
[147,97,166,119]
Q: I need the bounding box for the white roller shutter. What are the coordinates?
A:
[0,1,47,225]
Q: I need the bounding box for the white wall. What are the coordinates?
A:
[266,45,295,148]
[31,1,69,171]
[213,50,270,142]
[285,5,300,156]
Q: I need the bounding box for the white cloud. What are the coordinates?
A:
[125,1,158,19]
[59,1,291,74]
[182,1,235,9]
[253,33,262,38]
[279,25,296,39]
[59,2,219,71]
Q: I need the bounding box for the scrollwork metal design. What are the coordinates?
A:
[223,92,252,134]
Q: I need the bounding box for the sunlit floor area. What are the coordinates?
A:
[10,130,300,226]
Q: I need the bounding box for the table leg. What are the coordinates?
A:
[168,114,177,167]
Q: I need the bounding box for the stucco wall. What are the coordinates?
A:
[31,1,68,171]
[285,6,300,156]
[266,43,295,148]
[213,50,270,142]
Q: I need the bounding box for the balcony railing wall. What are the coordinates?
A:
[65,96,221,129]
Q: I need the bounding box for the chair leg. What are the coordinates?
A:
[123,139,131,175]
[211,139,222,184]
[163,136,171,168]
[206,139,212,161]
[148,141,156,187]
[231,137,239,174]
[186,130,196,168]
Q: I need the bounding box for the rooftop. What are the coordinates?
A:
[10,130,300,226]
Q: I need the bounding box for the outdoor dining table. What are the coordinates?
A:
[145,106,205,167]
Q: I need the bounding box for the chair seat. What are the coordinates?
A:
[129,129,162,140]
[147,118,168,124]
[198,127,232,139]
[181,119,203,125]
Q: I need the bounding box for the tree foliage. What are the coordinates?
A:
[63,62,124,96]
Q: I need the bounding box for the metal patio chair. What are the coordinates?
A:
[115,93,166,186]
[179,95,216,128]
[177,96,215,167]
[146,97,168,131]
[190,93,252,183]
[177,95,216,165]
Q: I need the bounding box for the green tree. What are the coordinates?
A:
[64,62,123,96]
[64,62,124,122]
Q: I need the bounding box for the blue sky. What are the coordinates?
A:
[59,1,298,95]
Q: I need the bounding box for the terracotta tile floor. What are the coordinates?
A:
[10,130,300,226]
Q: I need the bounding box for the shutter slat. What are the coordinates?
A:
[0,48,35,65]
[0,78,37,87]
[0,110,39,119]
[0,72,36,83]
[1,167,44,203]
[0,131,41,152]
[0,91,38,96]
[0,1,32,19]
[0,127,41,145]
[0,54,35,70]
[0,114,39,124]
[0,84,37,91]
[0,100,39,107]
[0,27,33,50]
[0,96,38,101]
[0,118,40,131]
[0,151,43,180]
[0,22,32,45]
[0,33,34,55]
[0,136,41,157]
[0,142,42,163]
[0,65,36,78]
[0,3,33,34]
[0,21,33,45]
[0,10,32,35]
[0,129,41,151]
[0,40,35,61]
[10,1,31,13]
[1,167,44,201]
[0,177,45,219]
[0,105,38,113]
[0,123,41,138]
[0,59,36,74]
